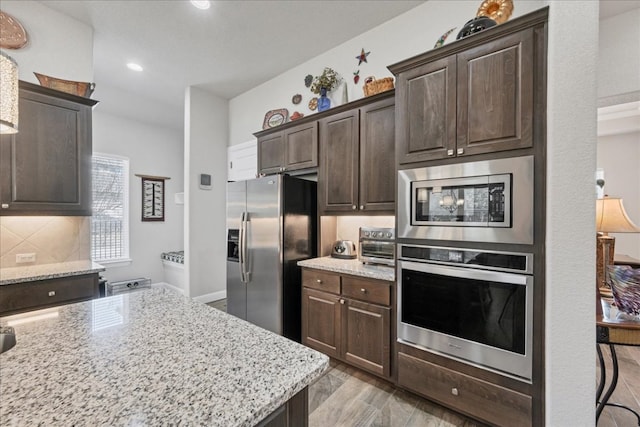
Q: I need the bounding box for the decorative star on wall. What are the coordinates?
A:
[356,48,370,65]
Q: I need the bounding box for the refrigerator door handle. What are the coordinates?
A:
[239,212,246,283]
[241,211,251,282]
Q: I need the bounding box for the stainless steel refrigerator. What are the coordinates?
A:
[226,175,316,342]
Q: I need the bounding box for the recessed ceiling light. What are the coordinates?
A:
[127,63,143,72]
[190,1,210,10]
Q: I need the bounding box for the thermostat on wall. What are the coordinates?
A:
[199,174,212,190]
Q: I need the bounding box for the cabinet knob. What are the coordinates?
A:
[451,387,459,396]
[360,288,367,293]
[352,205,357,210]
[447,149,454,156]
[1,203,8,209]
[48,291,56,297]
[359,205,364,210]
[340,299,345,305]
[457,148,464,155]
[316,279,323,284]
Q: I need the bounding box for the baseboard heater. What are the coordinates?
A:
[106,278,152,296]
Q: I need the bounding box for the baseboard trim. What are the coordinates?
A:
[152,282,185,295]
[151,283,225,303]
[192,290,227,304]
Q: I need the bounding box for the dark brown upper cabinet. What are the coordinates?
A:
[256,121,318,175]
[391,24,537,165]
[318,95,395,214]
[0,81,98,216]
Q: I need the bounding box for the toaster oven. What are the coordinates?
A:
[359,227,395,266]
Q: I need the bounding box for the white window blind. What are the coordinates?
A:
[91,154,130,263]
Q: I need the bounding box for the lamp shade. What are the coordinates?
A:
[0,51,19,134]
[596,197,640,233]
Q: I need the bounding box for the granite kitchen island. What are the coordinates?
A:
[0,287,328,426]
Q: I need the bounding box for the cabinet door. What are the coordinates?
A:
[257,132,285,175]
[0,87,93,215]
[343,298,390,378]
[302,287,342,358]
[396,56,457,164]
[318,110,359,213]
[284,121,318,172]
[457,28,534,156]
[359,97,395,212]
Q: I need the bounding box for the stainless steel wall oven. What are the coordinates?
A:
[397,244,534,381]
[398,156,534,244]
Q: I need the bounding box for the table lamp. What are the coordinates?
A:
[596,196,640,295]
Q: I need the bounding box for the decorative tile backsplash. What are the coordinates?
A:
[0,217,90,268]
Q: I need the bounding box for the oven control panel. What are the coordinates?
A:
[399,244,533,274]
[360,227,394,241]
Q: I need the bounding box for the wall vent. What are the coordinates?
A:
[106,277,152,296]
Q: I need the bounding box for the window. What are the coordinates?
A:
[91,153,130,263]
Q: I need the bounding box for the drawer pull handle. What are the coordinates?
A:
[451,387,459,396]
[48,291,56,297]
[360,288,367,293]
[316,279,322,284]
[1,203,8,209]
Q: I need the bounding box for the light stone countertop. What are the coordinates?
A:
[0,287,329,426]
[0,260,105,285]
[298,256,395,282]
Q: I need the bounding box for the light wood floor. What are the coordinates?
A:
[309,360,484,427]
[206,300,640,426]
[597,344,640,427]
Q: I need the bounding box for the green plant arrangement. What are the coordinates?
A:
[310,67,342,95]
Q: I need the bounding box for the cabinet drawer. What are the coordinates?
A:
[342,276,390,306]
[302,269,340,294]
[0,274,99,316]
[398,352,531,427]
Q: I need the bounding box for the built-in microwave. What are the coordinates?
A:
[398,156,534,245]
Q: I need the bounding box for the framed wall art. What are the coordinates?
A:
[136,174,170,222]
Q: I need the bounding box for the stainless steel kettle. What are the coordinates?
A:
[331,240,357,259]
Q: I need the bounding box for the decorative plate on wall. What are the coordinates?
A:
[308,97,318,111]
[262,108,289,129]
[292,94,302,104]
[0,11,28,49]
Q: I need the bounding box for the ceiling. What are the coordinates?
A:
[38,0,640,130]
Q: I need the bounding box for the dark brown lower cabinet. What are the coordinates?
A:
[301,268,393,380]
[302,287,342,359]
[256,387,309,427]
[0,274,99,316]
[398,352,532,427]
[343,299,390,377]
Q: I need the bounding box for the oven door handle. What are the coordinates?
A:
[397,260,530,286]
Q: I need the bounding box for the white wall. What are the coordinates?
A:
[1,1,93,83]
[544,1,599,425]
[228,0,543,146]
[598,131,640,258]
[185,87,228,301]
[598,8,640,99]
[93,109,184,284]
